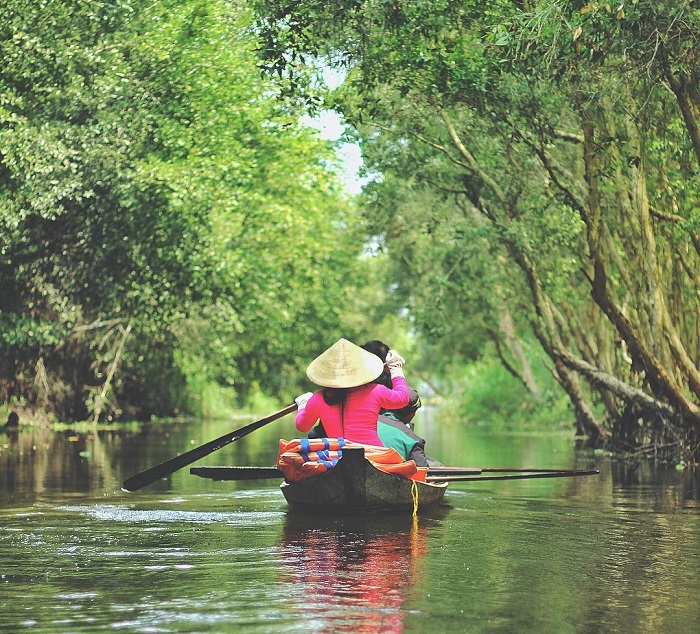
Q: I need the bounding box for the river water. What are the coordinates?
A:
[1,412,698,633]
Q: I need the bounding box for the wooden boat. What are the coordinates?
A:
[191,446,448,513]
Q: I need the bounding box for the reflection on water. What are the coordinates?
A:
[1,421,699,633]
[611,461,700,512]
[277,512,440,633]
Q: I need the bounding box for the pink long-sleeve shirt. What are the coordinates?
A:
[295,375,410,446]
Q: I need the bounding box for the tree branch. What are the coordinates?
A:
[555,347,700,423]
[438,108,508,204]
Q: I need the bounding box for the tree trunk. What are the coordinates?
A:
[497,304,540,395]
[664,61,700,169]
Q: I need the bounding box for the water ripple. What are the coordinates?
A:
[54,504,284,526]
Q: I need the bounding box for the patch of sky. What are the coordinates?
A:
[300,67,372,195]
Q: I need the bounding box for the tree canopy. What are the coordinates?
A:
[0,0,370,419]
[253,0,700,462]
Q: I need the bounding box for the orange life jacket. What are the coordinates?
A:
[277,437,427,483]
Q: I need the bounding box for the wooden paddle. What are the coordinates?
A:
[121,403,297,492]
[426,469,599,482]
[190,465,598,482]
[427,467,482,476]
[190,466,283,480]
[429,466,594,474]
[190,465,498,481]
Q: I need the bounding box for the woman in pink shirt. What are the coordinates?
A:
[295,338,409,447]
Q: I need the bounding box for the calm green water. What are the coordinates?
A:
[1,412,698,633]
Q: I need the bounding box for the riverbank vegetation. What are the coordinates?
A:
[1,1,698,464]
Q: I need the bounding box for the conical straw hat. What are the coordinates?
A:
[306,338,384,388]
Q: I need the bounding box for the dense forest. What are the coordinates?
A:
[1,1,698,464]
[0,0,380,421]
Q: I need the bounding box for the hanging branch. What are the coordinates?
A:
[91,322,132,424]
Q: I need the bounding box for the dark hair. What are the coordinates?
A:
[362,340,390,361]
[321,387,349,434]
[322,387,349,406]
[362,340,392,389]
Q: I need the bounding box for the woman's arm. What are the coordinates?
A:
[377,375,410,409]
[295,393,321,432]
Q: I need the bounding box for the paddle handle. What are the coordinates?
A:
[121,403,296,492]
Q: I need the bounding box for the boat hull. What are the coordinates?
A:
[280,447,448,513]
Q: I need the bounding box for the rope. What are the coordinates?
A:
[411,479,419,517]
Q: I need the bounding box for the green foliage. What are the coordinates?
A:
[251,0,700,461]
[0,0,368,420]
[509,0,699,79]
[443,353,573,430]
[0,312,65,350]
[254,0,505,106]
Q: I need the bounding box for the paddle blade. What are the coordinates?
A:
[190,466,283,481]
[121,403,296,492]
